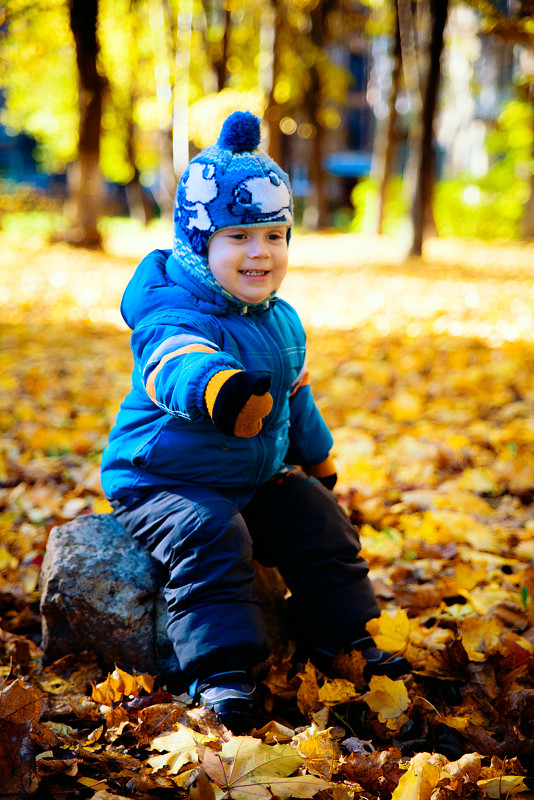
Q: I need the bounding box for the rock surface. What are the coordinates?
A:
[39,513,178,676]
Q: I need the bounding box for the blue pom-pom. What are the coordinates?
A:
[219,111,261,153]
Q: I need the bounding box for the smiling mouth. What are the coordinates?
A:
[239,270,268,276]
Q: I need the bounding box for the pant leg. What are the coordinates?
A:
[242,467,381,654]
[112,486,269,679]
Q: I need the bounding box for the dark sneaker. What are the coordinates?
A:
[359,646,411,682]
[190,670,256,734]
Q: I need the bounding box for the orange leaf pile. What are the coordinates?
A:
[1,232,534,798]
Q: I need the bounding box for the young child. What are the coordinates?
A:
[101,111,409,733]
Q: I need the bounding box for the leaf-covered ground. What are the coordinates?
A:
[2,230,534,800]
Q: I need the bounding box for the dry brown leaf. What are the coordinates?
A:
[0,678,43,723]
[251,720,295,743]
[134,701,188,744]
[296,661,323,716]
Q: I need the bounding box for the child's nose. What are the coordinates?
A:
[248,237,269,257]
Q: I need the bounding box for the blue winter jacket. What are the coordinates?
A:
[100,249,333,501]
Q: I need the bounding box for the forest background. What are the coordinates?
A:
[2,1,534,799]
[0,0,533,252]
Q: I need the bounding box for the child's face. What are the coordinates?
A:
[207,225,289,304]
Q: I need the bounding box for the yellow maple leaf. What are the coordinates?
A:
[148,723,219,775]
[296,727,340,780]
[366,609,411,654]
[339,457,390,496]
[317,678,358,707]
[363,675,410,721]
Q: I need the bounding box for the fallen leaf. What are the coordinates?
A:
[251,720,295,743]
[0,679,43,723]
[148,722,220,775]
[91,667,154,705]
[296,726,341,779]
[296,662,323,715]
[363,675,410,722]
[460,616,503,662]
[201,735,307,800]
[366,609,411,654]
[0,719,39,797]
[443,752,482,781]
[318,678,358,707]
[390,752,442,800]
[478,776,533,797]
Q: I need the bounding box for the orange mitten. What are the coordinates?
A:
[205,370,273,438]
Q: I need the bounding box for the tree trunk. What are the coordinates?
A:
[200,0,230,93]
[213,8,229,92]
[265,0,283,166]
[307,81,329,229]
[304,2,330,230]
[375,1,402,235]
[66,0,104,248]
[409,0,449,256]
[125,116,153,225]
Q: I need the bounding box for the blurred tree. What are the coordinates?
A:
[474,0,534,238]
[409,0,449,256]
[98,0,152,223]
[0,0,366,233]
[66,0,105,247]
[374,0,402,234]
[264,0,283,164]
[266,0,363,228]
[200,0,230,92]
[0,1,78,173]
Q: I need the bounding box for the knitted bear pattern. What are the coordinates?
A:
[172,111,293,303]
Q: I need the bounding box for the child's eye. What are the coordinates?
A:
[267,232,284,240]
[230,233,246,240]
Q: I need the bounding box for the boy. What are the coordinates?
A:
[101,111,409,733]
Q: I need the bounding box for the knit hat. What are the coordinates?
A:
[173,111,293,260]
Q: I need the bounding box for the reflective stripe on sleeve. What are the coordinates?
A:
[289,363,310,397]
[146,343,217,404]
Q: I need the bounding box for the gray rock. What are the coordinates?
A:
[39,513,178,676]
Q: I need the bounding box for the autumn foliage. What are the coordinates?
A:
[2,232,534,799]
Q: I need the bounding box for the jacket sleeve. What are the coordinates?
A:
[286,361,334,466]
[130,318,244,420]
